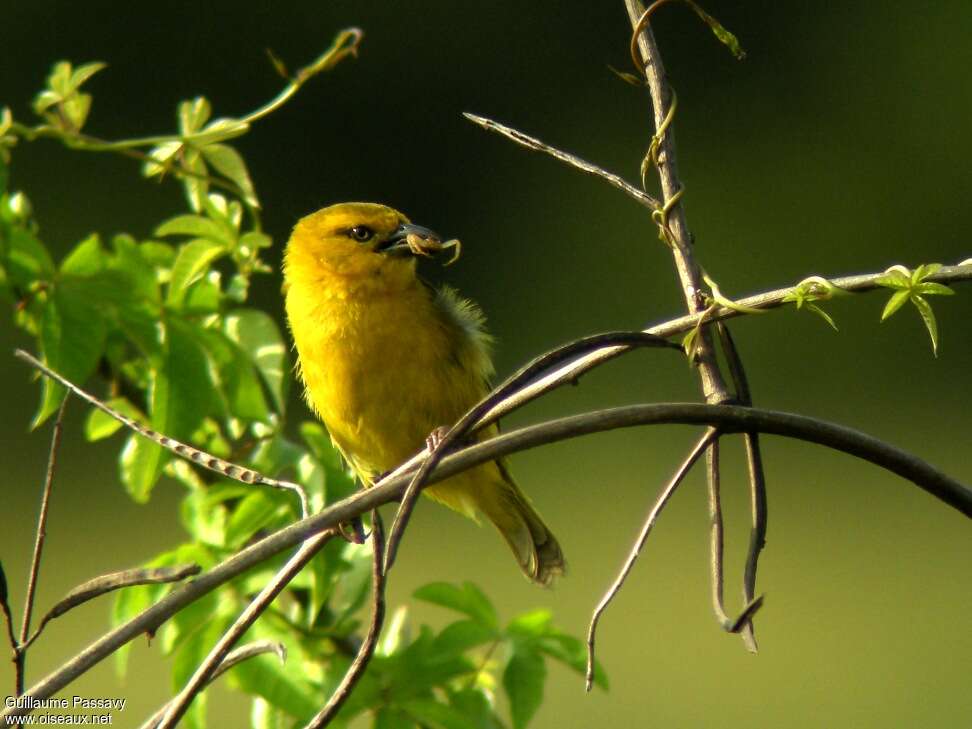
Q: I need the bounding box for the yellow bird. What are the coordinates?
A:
[283,202,564,584]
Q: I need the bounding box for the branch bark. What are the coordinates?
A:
[4,400,968,718]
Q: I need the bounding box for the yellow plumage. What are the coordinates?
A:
[283,202,564,584]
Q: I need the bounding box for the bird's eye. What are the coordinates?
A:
[349,225,374,242]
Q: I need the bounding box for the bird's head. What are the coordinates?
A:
[284,202,457,283]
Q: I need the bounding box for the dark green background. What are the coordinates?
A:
[2,2,970,727]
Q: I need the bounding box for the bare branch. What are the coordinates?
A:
[17,397,69,694]
[139,641,286,729]
[14,350,308,518]
[22,565,200,651]
[463,112,661,211]
[154,530,336,729]
[305,511,386,729]
[383,330,679,573]
[586,429,718,691]
[716,321,766,652]
[4,396,970,716]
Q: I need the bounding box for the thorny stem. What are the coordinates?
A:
[16,397,69,695]
[305,511,386,729]
[586,429,718,691]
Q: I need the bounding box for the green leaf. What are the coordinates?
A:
[166,239,225,306]
[224,309,288,414]
[201,144,258,208]
[880,289,911,320]
[915,282,954,297]
[536,632,608,690]
[503,646,545,729]
[60,233,106,276]
[5,227,55,287]
[110,234,160,303]
[447,688,505,729]
[34,284,107,427]
[120,318,216,500]
[401,698,482,729]
[179,97,212,136]
[230,653,319,722]
[874,269,910,290]
[805,302,839,331]
[111,582,155,677]
[156,214,229,243]
[414,582,498,632]
[172,609,234,729]
[182,149,209,212]
[84,397,144,441]
[433,620,497,658]
[505,610,551,640]
[911,262,942,283]
[224,491,287,548]
[911,295,940,356]
[375,708,416,729]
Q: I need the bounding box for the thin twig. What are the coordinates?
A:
[4,398,970,716]
[305,511,386,729]
[625,0,732,406]
[463,113,661,211]
[154,530,336,729]
[16,397,69,694]
[140,640,286,729]
[586,429,718,691]
[716,321,766,652]
[705,437,730,625]
[14,350,308,517]
[382,331,678,574]
[466,263,972,445]
[22,565,201,652]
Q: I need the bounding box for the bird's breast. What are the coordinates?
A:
[287,275,482,476]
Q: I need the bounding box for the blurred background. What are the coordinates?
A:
[2,1,970,726]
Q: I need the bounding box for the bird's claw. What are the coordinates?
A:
[426,426,449,453]
[337,516,369,544]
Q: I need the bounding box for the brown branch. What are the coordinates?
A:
[153,530,337,729]
[22,565,200,652]
[625,0,732,406]
[716,321,766,652]
[16,397,69,695]
[586,429,717,690]
[14,350,308,517]
[382,330,679,573]
[139,640,286,729]
[305,511,386,729]
[4,400,969,715]
[463,112,661,211]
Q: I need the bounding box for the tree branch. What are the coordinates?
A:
[153,530,337,729]
[305,511,385,729]
[462,112,661,211]
[16,397,69,695]
[4,399,968,717]
[586,429,716,690]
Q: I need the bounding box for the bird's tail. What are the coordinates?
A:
[480,463,566,585]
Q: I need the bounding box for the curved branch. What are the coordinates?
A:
[4,401,968,717]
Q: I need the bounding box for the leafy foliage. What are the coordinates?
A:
[875,263,954,356]
[1,40,603,729]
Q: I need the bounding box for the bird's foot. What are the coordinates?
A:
[426,426,449,453]
[337,516,368,545]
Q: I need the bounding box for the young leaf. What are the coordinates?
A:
[166,239,225,306]
[911,295,940,357]
[84,397,145,441]
[202,143,259,208]
[60,233,106,276]
[880,289,911,320]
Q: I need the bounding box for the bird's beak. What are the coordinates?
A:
[377,223,444,257]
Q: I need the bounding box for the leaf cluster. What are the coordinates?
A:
[1,46,601,729]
